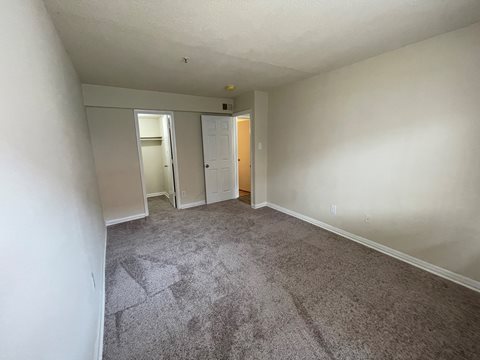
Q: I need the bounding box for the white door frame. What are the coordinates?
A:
[134,109,180,214]
[233,110,254,207]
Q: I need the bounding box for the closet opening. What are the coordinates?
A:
[134,110,179,215]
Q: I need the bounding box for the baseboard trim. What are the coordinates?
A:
[147,192,167,198]
[252,202,267,209]
[267,202,480,293]
[179,200,206,209]
[95,230,107,360]
[105,213,146,226]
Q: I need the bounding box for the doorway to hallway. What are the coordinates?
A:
[200,112,253,206]
[236,114,251,205]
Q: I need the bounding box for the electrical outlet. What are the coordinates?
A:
[330,204,337,215]
[364,215,370,223]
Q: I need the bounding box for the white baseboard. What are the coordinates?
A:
[267,202,480,293]
[147,192,167,198]
[95,230,107,360]
[105,213,146,226]
[179,200,206,209]
[252,202,267,209]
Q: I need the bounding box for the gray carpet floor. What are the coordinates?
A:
[104,196,480,360]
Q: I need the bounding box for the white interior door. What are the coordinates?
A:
[163,115,176,208]
[201,115,235,204]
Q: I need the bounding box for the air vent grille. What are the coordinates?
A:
[222,103,233,111]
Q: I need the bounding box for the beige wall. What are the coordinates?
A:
[87,107,145,222]
[83,84,233,114]
[0,1,105,359]
[85,108,211,216]
[174,112,207,204]
[234,91,268,205]
[253,91,268,205]
[267,22,480,281]
[237,120,251,192]
[84,85,233,219]
[234,91,255,114]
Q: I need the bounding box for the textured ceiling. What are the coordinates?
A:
[44,0,480,98]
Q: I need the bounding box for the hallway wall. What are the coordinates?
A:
[237,119,251,192]
[0,1,106,359]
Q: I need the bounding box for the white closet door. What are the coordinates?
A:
[164,115,176,208]
[201,115,235,204]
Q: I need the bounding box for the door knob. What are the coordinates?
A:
[205,164,210,168]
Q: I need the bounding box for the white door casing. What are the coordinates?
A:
[134,109,179,213]
[201,115,236,204]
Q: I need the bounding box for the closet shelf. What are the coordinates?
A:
[140,136,162,141]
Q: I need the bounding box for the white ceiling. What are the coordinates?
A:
[44,0,480,98]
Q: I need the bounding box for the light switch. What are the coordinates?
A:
[258,142,263,150]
